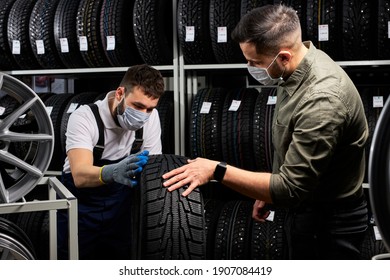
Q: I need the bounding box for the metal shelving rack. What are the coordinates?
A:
[0,176,78,260]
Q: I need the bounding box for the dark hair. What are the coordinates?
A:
[120,64,165,99]
[231,4,301,56]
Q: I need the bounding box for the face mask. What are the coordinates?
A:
[117,99,151,131]
[247,53,284,86]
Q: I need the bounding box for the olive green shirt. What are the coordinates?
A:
[269,41,368,207]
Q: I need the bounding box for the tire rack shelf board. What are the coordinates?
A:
[0,176,78,260]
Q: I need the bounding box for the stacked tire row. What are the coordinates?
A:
[0,0,173,70]
[178,0,390,64]
[190,87,276,173]
[0,90,175,172]
[2,0,390,71]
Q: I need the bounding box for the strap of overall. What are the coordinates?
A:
[88,104,104,165]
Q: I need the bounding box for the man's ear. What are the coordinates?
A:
[279,51,292,64]
[115,87,125,100]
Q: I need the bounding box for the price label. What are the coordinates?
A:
[79,36,88,51]
[318,24,329,41]
[60,38,69,53]
[185,26,195,42]
[267,96,277,105]
[228,100,241,111]
[67,103,79,113]
[12,40,21,54]
[36,40,45,54]
[373,96,384,108]
[217,26,227,43]
[106,35,115,50]
[200,102,211,114]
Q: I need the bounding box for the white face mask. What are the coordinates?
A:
[247,53,284,86]
[117,98,151,131]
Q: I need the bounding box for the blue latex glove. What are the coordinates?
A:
[101,150,149,187]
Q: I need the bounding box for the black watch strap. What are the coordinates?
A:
[214,162,227,182]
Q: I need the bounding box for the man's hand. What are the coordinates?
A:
[162,158,217,196]
[101,150,149,187]
[252,200,270,222]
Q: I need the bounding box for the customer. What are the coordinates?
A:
[163,4,369,259]
[58,64,165,259]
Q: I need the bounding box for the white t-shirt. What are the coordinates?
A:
[62,91,162,173]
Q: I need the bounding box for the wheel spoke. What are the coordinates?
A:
[0,150,43,178]
[0,131,53,142]
[0,97,38,130]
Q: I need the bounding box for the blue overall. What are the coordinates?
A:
[57,104,143,260]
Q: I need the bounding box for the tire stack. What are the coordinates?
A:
[0,0,174,70]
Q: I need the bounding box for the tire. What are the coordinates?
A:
[177,0,216,64]
[368,94,390,252]
[0,0,19,70]
[76,0,110,67]
[156,91,175,154]
[132,154,206,259]
[7,0,41,70]
[29,0,65,69]
[54,0,88,68]
[100,0,143,67]
[209,0,245,64]
[133,0,173,65]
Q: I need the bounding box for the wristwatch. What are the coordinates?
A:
[214,162,227,182]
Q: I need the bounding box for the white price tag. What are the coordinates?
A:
[318,24,329,41]
[60,38,69,53]
[79,36,88,51]
[185,26,195,42]
[266,210,275,222]
[46,106,53,116]
[106,35,115,50]
[0,106,5,116]
[12,40,21,54]
[267,96,277,105]
[36,40,45,54]
[374,226,382,241]
[388,21,390,39]
[228,100,241,111]
[217,26,227,43]
[200,102,212,114]
[373,96,384,108]
[67,103,79,113]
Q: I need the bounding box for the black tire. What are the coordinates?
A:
[213,200,253,259]
[368,94,390,252]
[132,154,206,259]
[44,94,75,171]
[209,0,245,64]
[156,91,175,154]
[133,0,173,65]
[100,0,143,67]
[76,0,110,67]
[54,0,88,68]
[306,0,342,60]
[0,0,19,70]
[177,0,216,64]
[376,0,390,59]
[29,0,65,69]
[189,88,226,161]
[7,0,41,70]
[341,0,374,60]
[59,92,99,156]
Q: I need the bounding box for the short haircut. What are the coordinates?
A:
[231,4,301,56]
[120,64,165,99]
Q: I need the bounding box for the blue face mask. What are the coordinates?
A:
[117,99,150,131]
